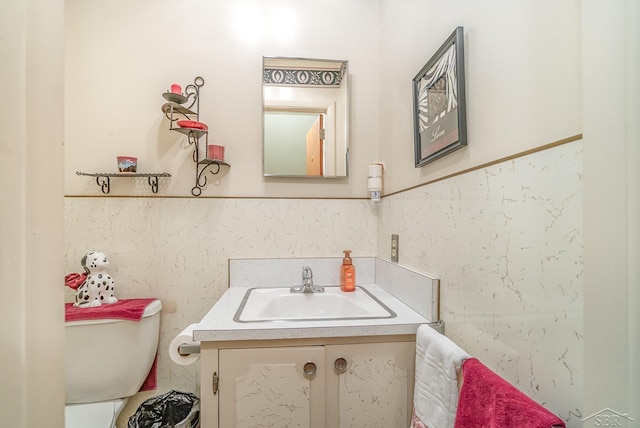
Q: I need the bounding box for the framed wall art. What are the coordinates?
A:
[412,26,467,167]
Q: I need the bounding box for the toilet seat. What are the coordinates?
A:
[65,399,126,428]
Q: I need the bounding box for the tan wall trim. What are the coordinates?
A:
[384,133,583,198]
[65,134,582,200]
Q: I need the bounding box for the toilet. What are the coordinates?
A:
[64,299,162,428]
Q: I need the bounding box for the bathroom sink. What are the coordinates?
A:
[234,286,396,322]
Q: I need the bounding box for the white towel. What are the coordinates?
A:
[413,324,470,428]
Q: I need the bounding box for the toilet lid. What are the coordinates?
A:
[65,401,117,428]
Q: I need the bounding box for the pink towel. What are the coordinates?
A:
[64,298,157,322]
[454,358,565,428]
[139,353,158,392]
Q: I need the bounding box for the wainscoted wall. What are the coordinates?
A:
[64,197,377,421]
[377,140,583,425]
[65,139,582,426]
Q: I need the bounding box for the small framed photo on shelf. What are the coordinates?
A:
[412,26,467,167]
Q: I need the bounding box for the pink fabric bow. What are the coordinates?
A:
[64,272,87,290]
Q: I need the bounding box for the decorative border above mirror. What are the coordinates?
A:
[263,57,347,87]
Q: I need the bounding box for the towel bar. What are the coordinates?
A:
[428,320,445,334]
[178,343,201,356]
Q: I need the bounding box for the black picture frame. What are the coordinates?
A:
[413,26,467,167]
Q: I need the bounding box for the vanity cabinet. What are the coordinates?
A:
[219,346,326,428]
[325,342,414,428]
[200,336,416,428]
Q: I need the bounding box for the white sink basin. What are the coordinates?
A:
[234,286,396,322]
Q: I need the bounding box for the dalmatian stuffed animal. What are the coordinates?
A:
[73,251,118,308]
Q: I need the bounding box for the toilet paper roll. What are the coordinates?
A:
[169,324,200,366]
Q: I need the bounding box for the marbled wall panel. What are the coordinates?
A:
[64,197,376,421]
[64,142,583,426]
[377,141,583,426]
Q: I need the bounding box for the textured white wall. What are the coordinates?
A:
[0,0,65,426]
[582,0,639,422]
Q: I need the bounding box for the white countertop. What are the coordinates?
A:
[193,283,429,342]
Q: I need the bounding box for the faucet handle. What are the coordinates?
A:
[291,266,322,293]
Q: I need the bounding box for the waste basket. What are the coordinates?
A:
[128,390,200,428]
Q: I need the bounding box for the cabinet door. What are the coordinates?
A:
[325,342,416,428]
[219,346,325,428]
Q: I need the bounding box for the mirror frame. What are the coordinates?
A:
[262,56,349,178]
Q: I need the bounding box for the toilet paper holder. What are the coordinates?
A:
[178,343,201,356]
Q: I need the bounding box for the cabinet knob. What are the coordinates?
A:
[334,357,348,373]
[303,361,317,376]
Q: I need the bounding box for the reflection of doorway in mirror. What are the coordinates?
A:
[263,111,324,176]
[306,115,324,176]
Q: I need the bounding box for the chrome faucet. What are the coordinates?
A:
[291,266,324,293]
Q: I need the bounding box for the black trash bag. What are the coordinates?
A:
[128,390,200,428]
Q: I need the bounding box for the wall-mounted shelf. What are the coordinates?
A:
[162,76,230,197]
[76,171,171,194]
[193,159,230,196]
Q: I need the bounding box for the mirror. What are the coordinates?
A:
[263,57,349,177]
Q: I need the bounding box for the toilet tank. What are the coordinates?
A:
[64,299,162,404]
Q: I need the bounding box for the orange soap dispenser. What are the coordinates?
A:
[340,250,356,292]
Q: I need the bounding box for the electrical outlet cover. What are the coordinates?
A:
[391,234,399,262]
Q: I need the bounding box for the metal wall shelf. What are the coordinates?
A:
[76,171,171,194]
[161,102,196,119]
[163,76,230,197]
